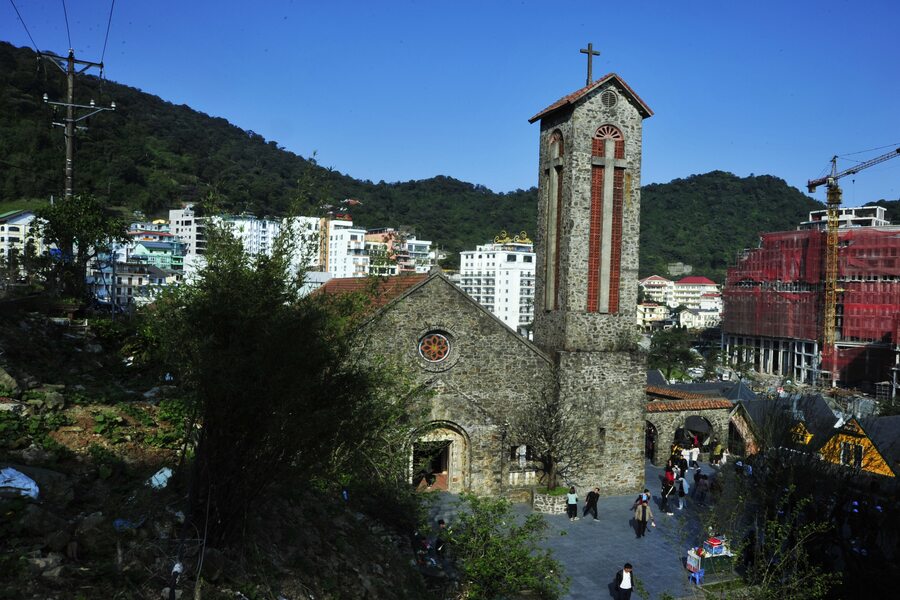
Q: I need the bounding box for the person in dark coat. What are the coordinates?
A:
[583,487,600,521]
[614,563,635,600]
[633,499,655,538]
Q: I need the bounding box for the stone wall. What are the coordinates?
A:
[557,350,646,495]
[533,492,568,515]
[361,275,555,496]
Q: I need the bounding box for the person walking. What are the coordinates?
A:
[633,499,655,538]
[566,486,579,521]
[661,468,675,515]
[583,487,600,521]
[614,563,636,600]
[677,474,688,510]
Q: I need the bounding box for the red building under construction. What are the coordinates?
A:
[723,206,900,399]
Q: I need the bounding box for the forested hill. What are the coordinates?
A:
[2,41,824,280]
[640,172,822,279]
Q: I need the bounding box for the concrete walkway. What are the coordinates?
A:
[430,461,718,600]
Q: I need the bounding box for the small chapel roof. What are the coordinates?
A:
[528,73,653,123]
[315,274,428,312]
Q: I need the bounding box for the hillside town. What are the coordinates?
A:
[2,2,900,599]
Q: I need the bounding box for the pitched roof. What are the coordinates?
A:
[677,276,717,285]
[646,398,734,413]
[738,395,838,450]
[673,381,758,403]
[640,275,671,283]
[528,73,653,123]
[315,274,429,312]
[859,415,900,475]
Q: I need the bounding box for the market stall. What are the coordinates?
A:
[686,537,734,579]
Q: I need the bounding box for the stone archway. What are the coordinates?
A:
[411,421,470,493]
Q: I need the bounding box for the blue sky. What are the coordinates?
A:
[2,0,898,204]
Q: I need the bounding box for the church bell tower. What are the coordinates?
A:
[529,56,652,493]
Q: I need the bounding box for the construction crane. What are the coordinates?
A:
[807,147,900,384]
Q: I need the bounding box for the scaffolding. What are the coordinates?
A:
[723,226,900,385]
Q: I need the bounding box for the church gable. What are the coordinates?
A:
[364,273,552,386]
[528,73,653,124]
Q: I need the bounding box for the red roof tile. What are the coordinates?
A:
[529,73,653,124]
[646,398,734,413]
[676,276,717,285]
[315,274,428,311]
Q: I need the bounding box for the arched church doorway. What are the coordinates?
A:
[411,422,469,493]
[645,421,658,462]
[674,415,714,451]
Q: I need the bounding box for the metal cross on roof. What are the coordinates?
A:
[580,43,601,87]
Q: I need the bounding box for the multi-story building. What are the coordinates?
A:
[723,206,900,396]
[0,210,43,260]
[672,276,719,309]
[459,235,535,333]
[222,214,281,257]
[128,241,186,271]
[636,302,669,331]
[364,228,435,274]
[799,205,890,231]
[88,262,179,309]
[639,275,674,306]
[679,307,720,330]
[324,218,369,278]
[169,205,208,255]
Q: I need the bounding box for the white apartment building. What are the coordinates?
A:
[364,228,435,274]
[679,307,721,330]
[223,215,281,257]
[459,239,535,333]
[672,276,719,310]
[325,218,369,278]
[0,210,43,260]
[636,302,669,331]
[799,205,890,231]
[639,275,675,306]
[169,205,208,255]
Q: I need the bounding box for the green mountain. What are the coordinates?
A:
[1,41,824,280]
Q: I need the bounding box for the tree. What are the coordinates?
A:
[449,494,568,600]
[145,224,424,546]
[509,387,590,490]
[648,327,698,379]
[34,195,127,299]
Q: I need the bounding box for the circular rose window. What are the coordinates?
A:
[419,332,451,362]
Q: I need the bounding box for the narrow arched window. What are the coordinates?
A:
[545,130,564,310]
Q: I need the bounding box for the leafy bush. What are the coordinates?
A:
[449,494,568,600]
[92,410,126,443]
[116,402,154,427]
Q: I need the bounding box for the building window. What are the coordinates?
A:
[840,442,863,469]
[418,332,451,363]
[507,255,517,262]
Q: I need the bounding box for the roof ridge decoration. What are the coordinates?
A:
[529,73,653,124]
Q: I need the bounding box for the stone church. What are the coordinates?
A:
[320,72,652,497]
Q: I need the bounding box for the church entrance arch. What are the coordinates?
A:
[411,421,470,493]
[675,415,714,451]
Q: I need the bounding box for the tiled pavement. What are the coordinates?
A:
[431,461,718,600]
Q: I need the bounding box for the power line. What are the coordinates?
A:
[8,0,39,52]
[61,0,72,48]
[839,143,900,158]
[100,0,116,65]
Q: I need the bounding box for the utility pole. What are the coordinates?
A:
[40,49,115,200]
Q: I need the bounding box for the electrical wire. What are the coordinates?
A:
[838,143,900,158]
[100,0,116,65]
[8,0,40,52]
[61,0,72,48]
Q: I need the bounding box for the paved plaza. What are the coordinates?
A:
[431,461,719,600]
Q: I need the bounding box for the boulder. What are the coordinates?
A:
[76,511,111,553]
[44,529,72,552]
[42,565,65,579]
[6,464,75,507]
[18,504,68,536]
[0,366,19,395]
[27,552,63,573]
